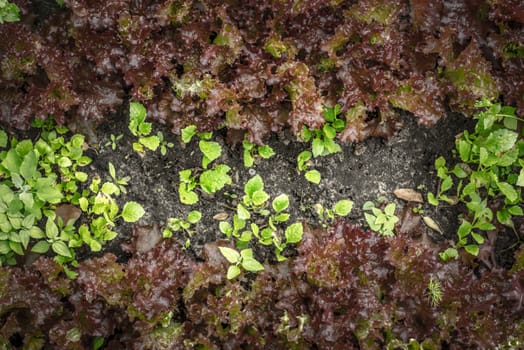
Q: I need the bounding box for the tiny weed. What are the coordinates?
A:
[104,134,123,150]
[426,277,443,307]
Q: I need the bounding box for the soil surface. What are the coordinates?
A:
[81,110,503,265]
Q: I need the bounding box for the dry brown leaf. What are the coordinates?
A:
[213,212,229,221]
[393,188,423,203]
[55,204,82,225]
[423,216,443,235]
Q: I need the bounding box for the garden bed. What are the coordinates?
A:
[0,0,523,348]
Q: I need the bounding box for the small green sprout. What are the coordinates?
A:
[162,210,202,239]
[363,201,399,237]
[296,150,322,184]
[181,125,197,143]
[157,131,174,156]
[315,199,354,224]
[199,140,222,168]
[242,140,275,167]
[104,134,123,150]
[301,104,344,158]
[218,247,264,279]
[128,102,160,154]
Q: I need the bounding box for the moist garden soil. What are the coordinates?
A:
[2,0,524,348]
[90,109,475,264]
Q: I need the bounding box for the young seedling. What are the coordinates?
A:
[301,104,345,158]
[363,201,399,237]
[178,169,199,205]
[242,140,275,168]
[157,131,174,156]
[199,140,222,168]
[297,150,321,184]
[128,101,160,154]
[107,162,129,195]
[199,164,232,194]
[180,125,212,144]
[218,246,264,279]
[163,210,202,240]
[314,199,354,224]
[218,174,302,259]
[104,134,123,150]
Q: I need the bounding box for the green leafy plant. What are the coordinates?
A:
[104,133,123,150]
[162,210,202,248]
[218,246,265,279]
[199,164,232,194]
[128,102,160,154]
[242,140,275,167]
[0,0,19,23]
[219,175,302,261]
[301,104,345,158]
[0,122,145,274]
[297,150,321,184]
[363,201,399,237]
[427,99,524,257]
[178,169,199,205]
[199,140,222,168]
[107,162,129,195]
[178,165,232,205]
[314,199,354,224]
[181,125,197,143]
[157,132,174,156]
[180,125,212,144]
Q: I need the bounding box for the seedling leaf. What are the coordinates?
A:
[245,175,264,197]
[187,210,202,224]
[52,241,72,257]
[121,201,145,222]
[199,141,222,168]
[272,194,289,212]
[305,170,321,184]
[334,199,353,216]
[218,246,240,264]
[285,222,303,243]
[242,257,264,272]
[227,265,241,279]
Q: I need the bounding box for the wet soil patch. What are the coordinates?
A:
[87,111,490,264]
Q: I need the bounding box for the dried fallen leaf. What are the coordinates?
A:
[134,224,161,253]
[55,204,82,225]
[213,212,229,221]
[423,216,443,235]
[394,188,423,203]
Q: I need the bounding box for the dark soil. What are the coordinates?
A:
[83,110,515,267]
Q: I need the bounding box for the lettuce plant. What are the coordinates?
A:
[428,99,524,257]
